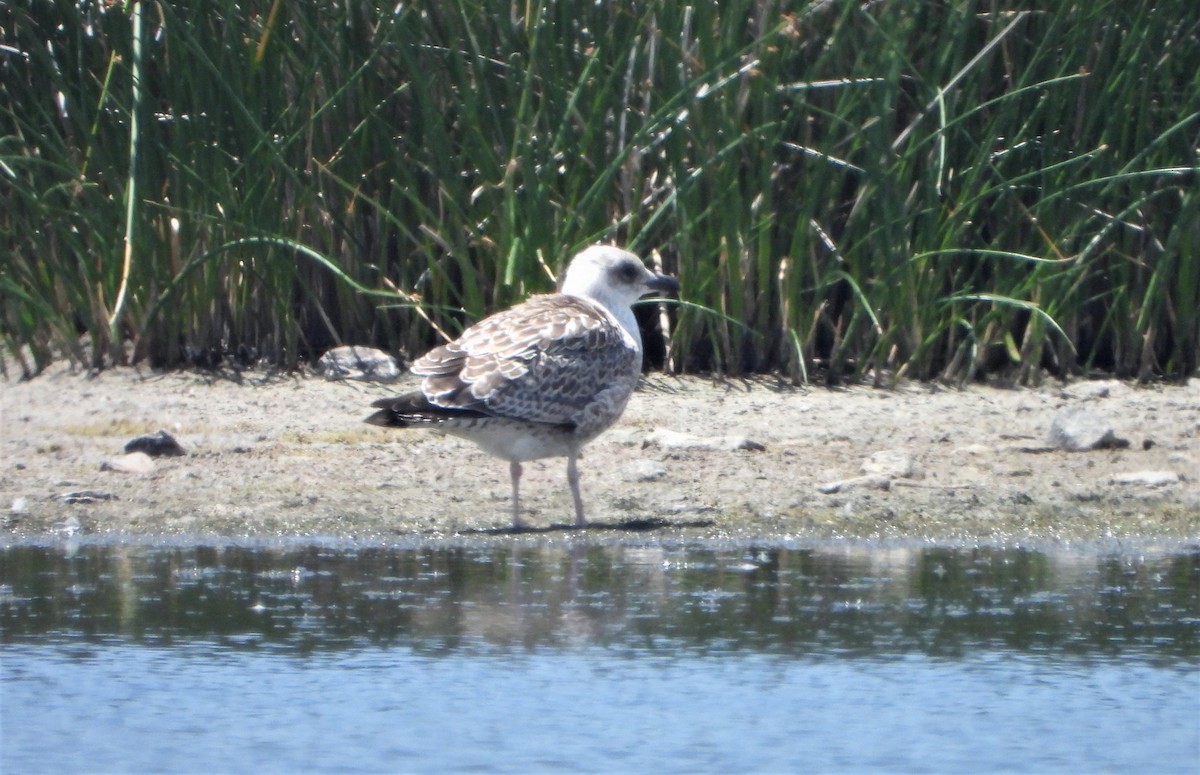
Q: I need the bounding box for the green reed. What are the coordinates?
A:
[2,1,1197,381]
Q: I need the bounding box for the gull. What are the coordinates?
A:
[365,245,679,529]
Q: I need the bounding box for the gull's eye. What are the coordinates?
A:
[616,261,642,284]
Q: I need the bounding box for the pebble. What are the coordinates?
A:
[53,515,81,536]
[818,451,922,494]
[318,346,402,381]
[818,474,893,494]
[1110,470,1180,487]
[861,450,917,479]
[621,459,668,482]
[1048,408,1129,451]
[55,490,117,504]
[643,428,765,452]
[1060,380,1130,400]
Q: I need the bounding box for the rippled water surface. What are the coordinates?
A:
[2,539,1198,773]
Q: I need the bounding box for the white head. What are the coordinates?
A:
[559,245,679,313]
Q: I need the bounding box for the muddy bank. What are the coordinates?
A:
[2,365,1198,544]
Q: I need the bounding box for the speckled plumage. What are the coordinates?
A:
[366,245,679,529]
[411,294,642,440]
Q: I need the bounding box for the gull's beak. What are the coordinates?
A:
[645,273,681,295]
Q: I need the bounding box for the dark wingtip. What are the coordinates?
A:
[364,407,402,427]
[366,391,489,427]
[366,396,415,427]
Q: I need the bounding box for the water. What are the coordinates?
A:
[2,539,1198,773]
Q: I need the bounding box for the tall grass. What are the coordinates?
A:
[2,0,1197,382]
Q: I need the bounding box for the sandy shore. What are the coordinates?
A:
[2,364,1198,544]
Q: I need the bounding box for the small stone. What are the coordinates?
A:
[1048,408,1129,451]
[124,430,186,457]
[1060,380,1129,400]
[861,450,916,479]
[56,489,117,504]
[1110,470,1179,487]
[621,459,668,482]
[11,497,29,515]
[101,452,156,475]
[53,515,82,536]
[319,346,401,382]
[643,428,765,452]
[817,474,892,494]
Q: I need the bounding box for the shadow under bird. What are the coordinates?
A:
[365,245,680,529]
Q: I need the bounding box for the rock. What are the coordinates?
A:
[1110,470,1180,487]
[101,452,156,475]
[55,489,117,504]
[818,451,921,494]
[1048,408,1129,451]
[643,428,765,452]
[53,515,82,536]
[1060,380,1129,400]
[729,437,766,452]
[124,429,186,457]
[10,497,29,515]
[621,459,668,483]
[817,474,892,494]
[319,346,401,382]
[861,450,917,479]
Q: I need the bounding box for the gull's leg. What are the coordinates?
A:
[566,451,586,527]
[510,461,526,529]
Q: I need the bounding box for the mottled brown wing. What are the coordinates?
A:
[411,294,640,427]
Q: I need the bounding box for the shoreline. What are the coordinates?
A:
[3,365,1198,545]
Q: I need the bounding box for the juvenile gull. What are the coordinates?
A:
[365,245,679,529]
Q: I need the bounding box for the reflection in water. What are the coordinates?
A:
[2,541,1198,774]
[3,542,1197,661]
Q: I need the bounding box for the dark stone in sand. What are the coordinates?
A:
[125,429,187,457]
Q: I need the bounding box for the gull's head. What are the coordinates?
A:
[559,245,680,312]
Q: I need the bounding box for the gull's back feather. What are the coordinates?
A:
[411,293,640,434]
